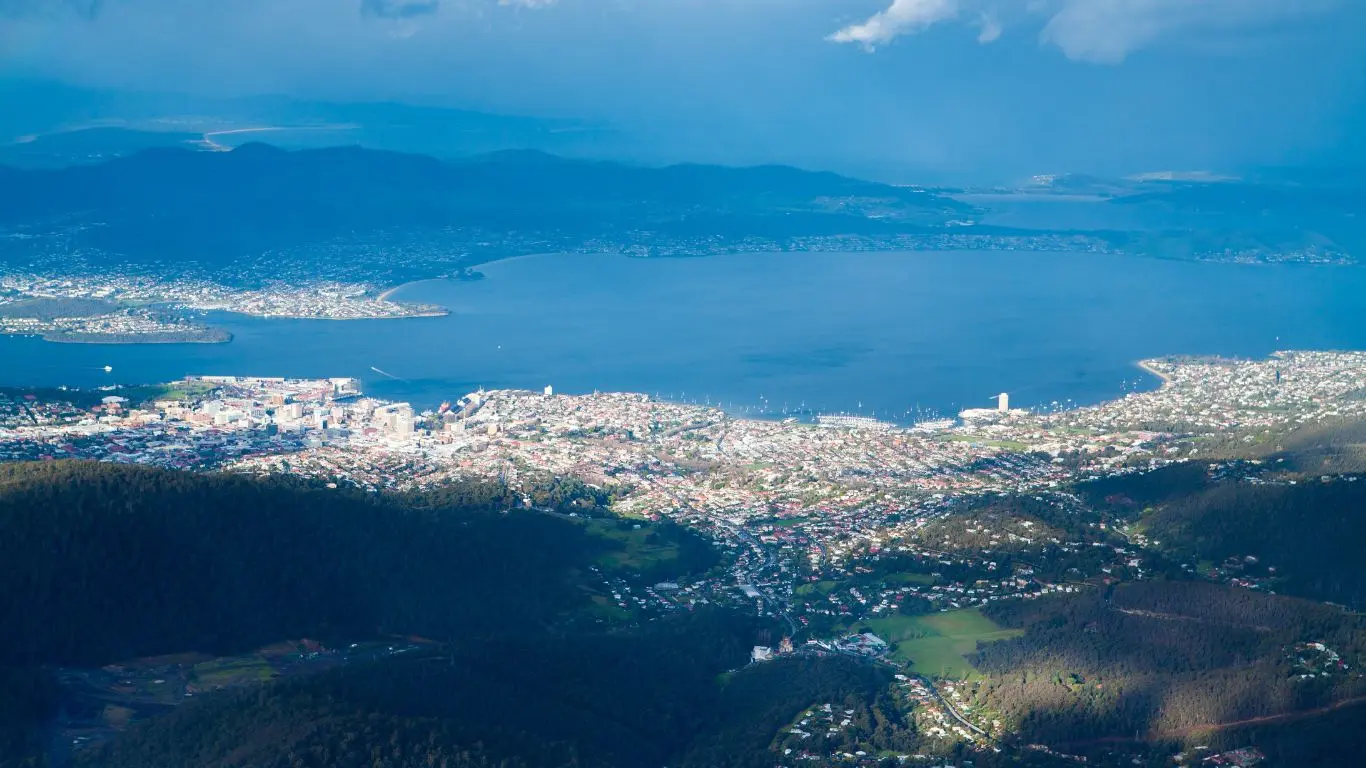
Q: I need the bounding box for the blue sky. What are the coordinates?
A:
[2,0,1364,180]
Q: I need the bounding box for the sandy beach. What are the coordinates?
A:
[375,253,565,301]
[1136,359,1173,384]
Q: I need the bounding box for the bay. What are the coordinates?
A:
[2,250,1364,420]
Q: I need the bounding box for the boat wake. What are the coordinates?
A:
[369,366,408,383]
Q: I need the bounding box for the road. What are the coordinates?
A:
[818,646,993,744]
[730,525,799,637]
[913,672,991,741]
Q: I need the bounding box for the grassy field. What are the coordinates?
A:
[121,380,220,404]
[585,519,680,573]
[100,704,136,729]
[584,593,634,622]
[945,435,1030,451]
[884,572,937,586]
[1055,426,1098,436]
[795,579,842,597]
[154,381,220,401]
[191,657,276,689]
[863,608,1023,679]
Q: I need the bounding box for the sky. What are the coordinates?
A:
[2,0,1364,181]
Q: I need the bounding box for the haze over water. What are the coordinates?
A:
[3,251,1365,420]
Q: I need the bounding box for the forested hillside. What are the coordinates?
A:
[7,458,1366,767]
[74,610,896,768]
[1080,462,1366,609]
[0,461,886,768]
[974,581,1366,753]
[0,461,601,667]
[0,460,617,767]
[1142,479,1366,608]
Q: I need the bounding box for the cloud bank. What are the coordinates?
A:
[1,0,1349,64]
[829,0,1347,62]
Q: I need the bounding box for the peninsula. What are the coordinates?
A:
[0,278,447,344]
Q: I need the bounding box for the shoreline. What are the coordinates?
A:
[247,309,449,321]
[336,241,1366,306]
[38,333,233,345]
[374,285,407,302]
[376,252,563,300]
[1135,359,1173,384]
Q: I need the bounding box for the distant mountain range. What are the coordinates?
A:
[0,142,968,270]
[0,79,621,161]
[0,127,208,169]
[2,131,1359,279]
[0,142,963,222]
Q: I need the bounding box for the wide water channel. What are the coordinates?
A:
[3,250,1364,419]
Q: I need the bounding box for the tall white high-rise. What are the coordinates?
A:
[544,385,554,397]
[997,392,1009,412]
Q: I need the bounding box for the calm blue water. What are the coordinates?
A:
[2,251,1364,419]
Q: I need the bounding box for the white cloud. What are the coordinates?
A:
[830,0,1346,62]
[1037,1,1167,63]
[1041,0,1346,62]
[975,10,1001,43]
[828,0,958,50]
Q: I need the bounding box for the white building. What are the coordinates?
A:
[958,408,1001,423]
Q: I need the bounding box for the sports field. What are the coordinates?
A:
[862,608,1022,679]
[191,657,276,689]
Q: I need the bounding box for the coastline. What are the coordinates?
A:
[376,252,563,300]
[375,285,408,302]
[1135,359,1173,384]
[249,309,449,321]
[4,307,447,345]
[38,333,233,345]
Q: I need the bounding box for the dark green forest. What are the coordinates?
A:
[1080,462,1366,609]
[0,461,890,768]
[975,581,1366,750]
[0,461,597,667]
[74,611,897,768]
[1142,479,1366,608]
